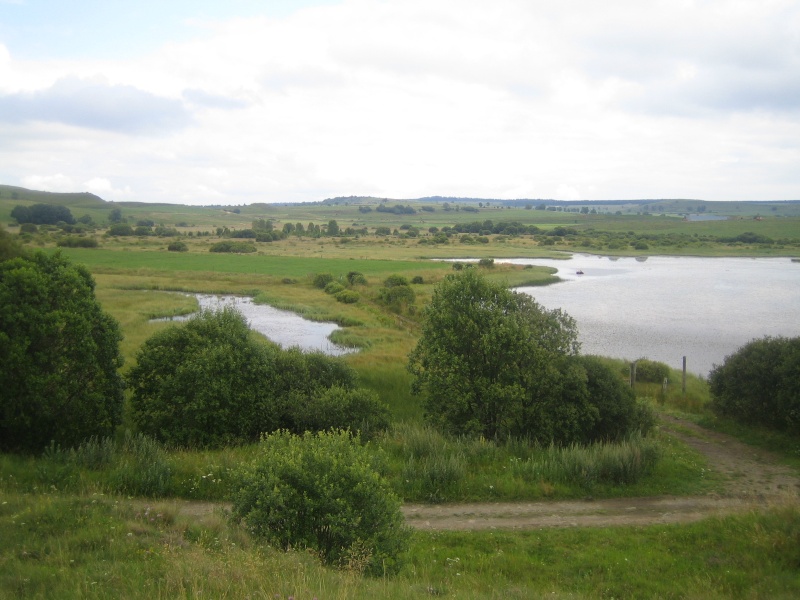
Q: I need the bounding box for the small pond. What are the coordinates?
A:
[157,294,356,356]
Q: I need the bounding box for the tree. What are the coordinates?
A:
[11,203,75,225]
[408,271,651,443]
[128,308,388,448]
[709,336,800,434]
[231,430,410,575]
[108,207,123,223]
[327,219,340,236]
[0,252,125,452]
[408,270,580,440]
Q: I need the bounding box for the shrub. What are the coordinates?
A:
[312,272,334,288]
[0,252,124,452]
[209,241,257,253]
[709,336,800,434]
[478,258,495,268]
[231,430,410,575]
[293,386,390,440]
[335,290,360,304]
[377,283,415,311]
[108,223,134,236]
[635,358,670,383]
[324,281,345,295]
[56,236,98,248]
[19,223,37,234]
[411,276,424,284]
[128,308,282,448]
[167,240,188,252]
[383,274,409,288]
[346,271,367,286]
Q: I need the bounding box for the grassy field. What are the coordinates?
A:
[3,188,800,598]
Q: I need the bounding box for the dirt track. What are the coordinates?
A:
[402,416,800,530]
[166,416,800,531]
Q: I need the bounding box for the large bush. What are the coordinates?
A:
[0,252,125,452]
[11,203,75,225]
[128,309,388,448]
[408,271,649,444]
[231,430,410,575]
[709,336,800,434]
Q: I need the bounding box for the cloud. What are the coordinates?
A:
[0,75,191,133]
[83,177,134,199]
[182,88,248,109]
[21,173,76,193]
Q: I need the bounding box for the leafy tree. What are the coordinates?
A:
[128,307,283,448]
[231,430,410,575]
[128,309,387,448]
[108,207,123,223]
[11,203,75,225]
[0,225,25,261]
[0,252,125,452]
[709,336,800,434]
[327,219,340,236]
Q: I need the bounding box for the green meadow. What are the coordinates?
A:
[2,188,800,598]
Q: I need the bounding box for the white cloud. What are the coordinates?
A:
[1,0,799,203]
[21,173,76,192]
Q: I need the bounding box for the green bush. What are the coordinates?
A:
[0,252,124,453]
[128,307,281,448]
[107,223,134,236]
[635,358,670,383]
[231,430,410,575]
[56,236,99,248]
[411,275,424,284]
[209,241,256,253]
[335,289,360,304]
[128,311,379,448]
[383,274,409,287]
[709,336,800,434]
[167,240,188,252]
[346,271,367,286]
[19,223,37,234]
[324,281,345,295]
[312,272,334,288]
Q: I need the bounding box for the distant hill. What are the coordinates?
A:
[0,184,108,209]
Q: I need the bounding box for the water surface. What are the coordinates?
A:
[160,294,356,356]
[501,255,799,375]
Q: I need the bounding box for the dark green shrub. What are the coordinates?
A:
[231,430,410,575]
[635,358,670,383]
[709,336,800,434]
[411,276,424,284]
[324,281,345,295]
[133,226,151,236]
[167,240,188,252]
[335,290,360,304]
[377,283,415,311]
[56,236,98,248]
[312,272,334,288]
[478,258,495,268]
[19,223,37,234]
[108,223,134,236]
[346,271,367,286]
[209,241,256,253]
[0,252,124,453]
[294,386,389,440]
[128,308,284,448]
[383,274,409,287]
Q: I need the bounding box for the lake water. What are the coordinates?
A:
[158,294,356,356]
[499,255,799,376]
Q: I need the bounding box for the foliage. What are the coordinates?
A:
[335,289,360,303]
[0,225,25,261]
[128,307,279,448]
[128,309,387,448]
[0,251,125,453]
[167,240,188,252]
[324,280,345,295]
[347,270,367,285]
[408,271,649,444]
[709,336,800,434]
[11,203,75,225]
[209,240,257,253]
[56,235,98,248]
[635,357,671,383]
[312,272,334,288]
[231,430,410,575]
[408,270,579,441]
[108,223,134,236]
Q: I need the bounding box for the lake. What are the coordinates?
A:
[158,294,356,356]
[499,255,799,376]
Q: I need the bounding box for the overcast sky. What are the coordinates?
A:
[1,0,798,205]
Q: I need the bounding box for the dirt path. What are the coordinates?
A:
[403,416,800,530]
[163,416,800,531]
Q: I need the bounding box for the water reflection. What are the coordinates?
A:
[157,294,356,356]
[474,255,799,376]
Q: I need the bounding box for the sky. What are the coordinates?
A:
[0,0,798,205]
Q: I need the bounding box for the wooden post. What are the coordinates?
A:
[682,356,687,394]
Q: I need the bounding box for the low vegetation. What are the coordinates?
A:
[2,191,799,597]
